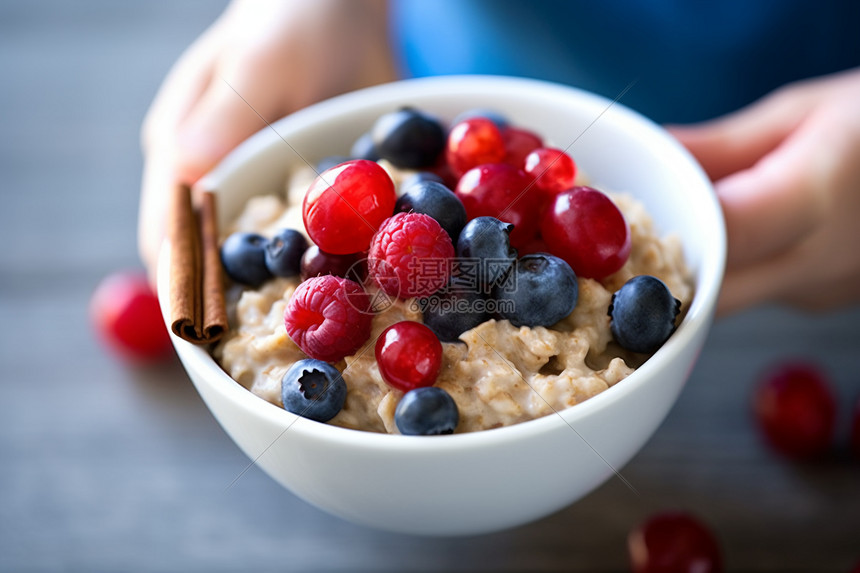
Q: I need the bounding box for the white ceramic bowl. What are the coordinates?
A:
[158,76,725,536]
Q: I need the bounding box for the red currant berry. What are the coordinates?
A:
[375,321,442,392]
[524,147,577,198]
[540,186,631,279]
[753,361,836,459]
[454,163,540,248]
[90,271,172,362]
[501,126,543,168]
[628,512,723,573]
[302,159,396,255]
[445,117,506,177]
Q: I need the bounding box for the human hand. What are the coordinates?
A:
[669,68,860,315]
[138,0,395,282]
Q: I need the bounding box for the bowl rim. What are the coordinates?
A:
[161,74,726,454]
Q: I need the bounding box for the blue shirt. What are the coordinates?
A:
[391,0,860,123]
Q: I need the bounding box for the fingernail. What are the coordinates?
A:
[175,126,228,183]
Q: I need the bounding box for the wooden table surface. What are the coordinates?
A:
[2,2,858,571]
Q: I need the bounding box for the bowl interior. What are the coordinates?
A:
[173,75,725,446]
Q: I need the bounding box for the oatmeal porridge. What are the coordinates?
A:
[213,108,693,435]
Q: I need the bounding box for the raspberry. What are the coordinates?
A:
[368,212,454,299]
[284,275,373,363]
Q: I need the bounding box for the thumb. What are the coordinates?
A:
[174,68,289,185]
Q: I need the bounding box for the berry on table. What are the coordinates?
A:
[371,107,446,169]
[446,117,506,177]
[90,271,173,362]
[753,361,836,460]
[454,162,540,248]
[220,232,272,287]
[284,275,373,363]
[628,511,723,573]
[394,179,467,243]
[501,126,543,168]
[494,254,578,328]
[456,216,517,291]
[540,185,631,279]
[264,228,308,278]
[375,321,443,392]
[523,147,577,198]
[368,212,454,299]
[281,359,347,423]
[609,275,681,354]
[302,159,396,255]
[395,387,459,435]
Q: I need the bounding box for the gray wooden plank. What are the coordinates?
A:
[1,1,858,572]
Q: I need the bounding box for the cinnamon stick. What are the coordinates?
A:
[198,191,227,342]
[168,184,228,344]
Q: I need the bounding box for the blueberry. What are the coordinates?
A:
[420,278,490,343]
[451,108,509,130]
[220,232,272,287]
[394,180,466,242]
[456,217,517,290]
[400,171,445,192]
[494,254,578,328]
[371,107,446,169]
[395,387,459,435]
[264,228,308,278]
[281,359,347,423]
[609,275,681,354]
[316,155,351,172]
[350,131,380,161]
